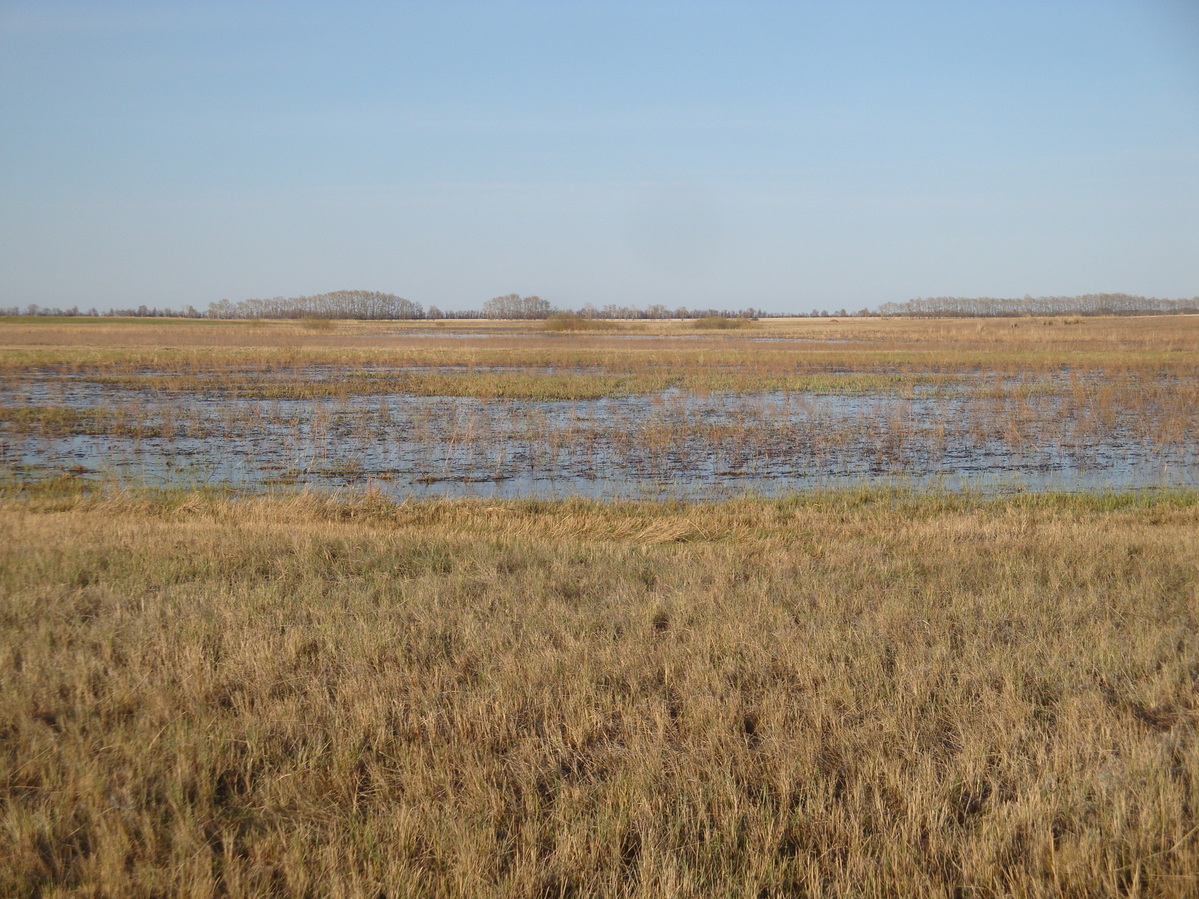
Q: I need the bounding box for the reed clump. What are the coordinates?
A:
[299,315,336,331]
[543,312,619,332]
[691,315,756,330]
[1,486,1197,896]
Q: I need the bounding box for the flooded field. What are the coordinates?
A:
[3,314,1197,498]
[4,368,1197,499]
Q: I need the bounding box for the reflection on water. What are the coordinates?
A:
[2,372,1196,498]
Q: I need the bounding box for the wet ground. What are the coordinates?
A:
[2,368,1196,498]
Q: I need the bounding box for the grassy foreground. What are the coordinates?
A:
[2,485,1198,897]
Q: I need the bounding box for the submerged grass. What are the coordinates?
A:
[2,484,1197,896]
[71,369,921,400]
[0,404,171,438]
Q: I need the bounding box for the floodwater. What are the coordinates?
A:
[2,370,1196,499]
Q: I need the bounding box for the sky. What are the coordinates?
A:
[2,1,1198,314]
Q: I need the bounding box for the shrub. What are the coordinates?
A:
[691,315,755,330]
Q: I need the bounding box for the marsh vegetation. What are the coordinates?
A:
[2,315,1196,497]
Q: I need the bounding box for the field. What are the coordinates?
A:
[2,315,1197,497]
[2,316,1198,896]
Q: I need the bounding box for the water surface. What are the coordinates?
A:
[3,369,1195,498]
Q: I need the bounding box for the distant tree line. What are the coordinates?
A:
[481,294,553,319]
[1,292,780,321]
[2,303,206,318]
[478,297,783,320]
[209,290,424,320]
[5,291,1197,321]
[876,294,1199,318]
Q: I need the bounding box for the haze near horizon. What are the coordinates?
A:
[2,0,1197,314]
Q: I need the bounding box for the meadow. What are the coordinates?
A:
[1,315,1198,896]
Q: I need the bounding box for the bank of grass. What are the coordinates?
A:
[3,316,1197,392]
[2,484,1197,897]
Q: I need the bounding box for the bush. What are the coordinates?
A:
[691,315,755,330]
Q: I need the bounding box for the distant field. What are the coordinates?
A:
[3,314,1197,377]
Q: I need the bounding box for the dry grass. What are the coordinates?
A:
[2,484,1197,896]
[3,315,1197,387]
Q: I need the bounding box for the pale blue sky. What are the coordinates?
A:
[2,1,1197,313]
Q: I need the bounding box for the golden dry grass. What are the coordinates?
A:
[2,315,1197,388]
[2,485,1197,896]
